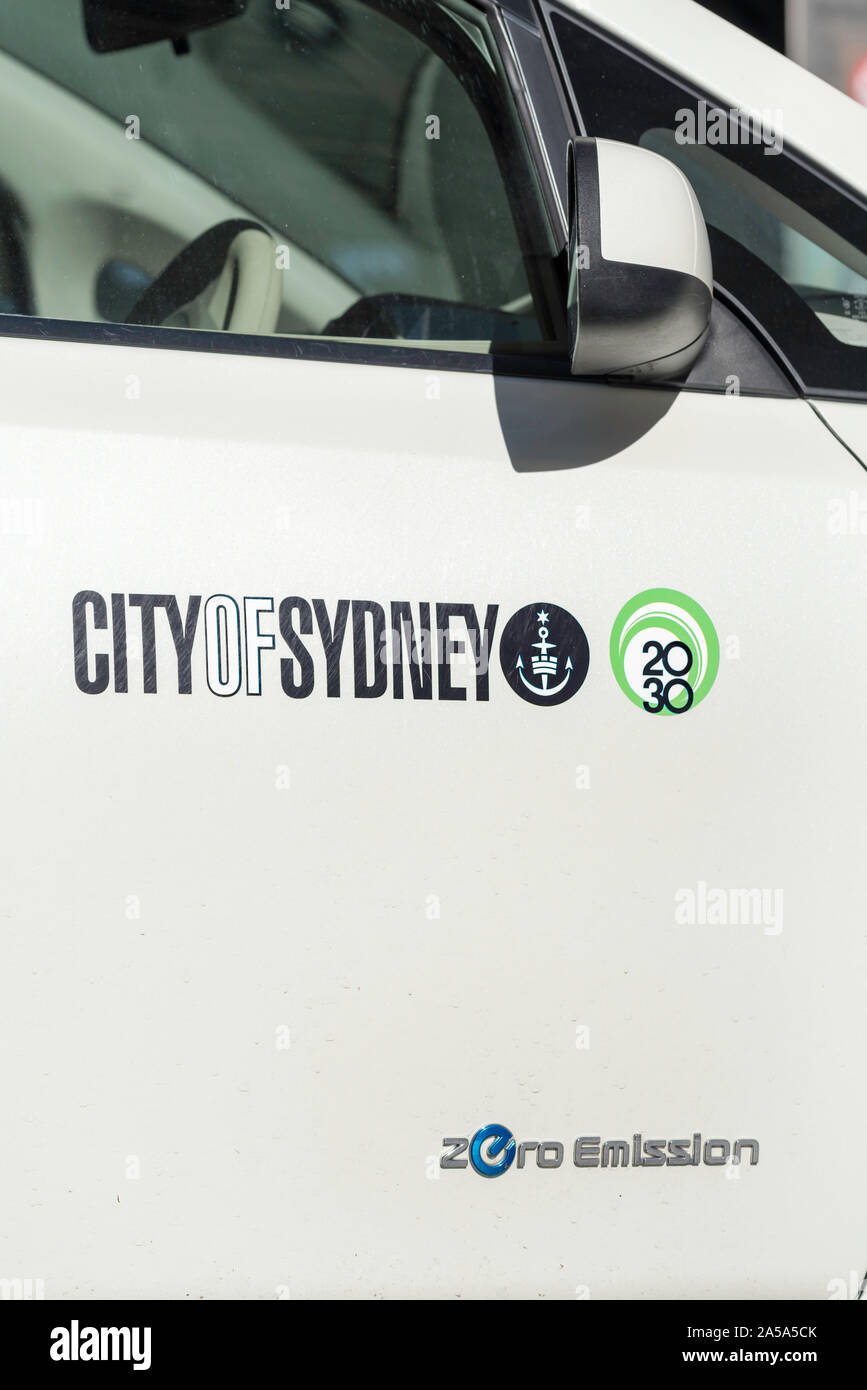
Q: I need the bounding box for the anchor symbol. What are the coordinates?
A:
[515,611,574,697]
[516,654,574,696]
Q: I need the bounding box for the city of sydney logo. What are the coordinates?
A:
[499,602,590,707]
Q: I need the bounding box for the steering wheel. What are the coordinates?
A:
[124,219,282,334]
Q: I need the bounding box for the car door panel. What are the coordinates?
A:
[814,399,867,467]
[1,333,864,1297]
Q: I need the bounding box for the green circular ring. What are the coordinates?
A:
[609,587,720,714]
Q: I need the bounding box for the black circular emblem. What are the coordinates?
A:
[499,602,590,707]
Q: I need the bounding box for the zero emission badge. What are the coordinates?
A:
[609,588,719,715]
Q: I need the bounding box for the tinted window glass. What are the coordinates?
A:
[547,8,867,398]
[0,0,561,353]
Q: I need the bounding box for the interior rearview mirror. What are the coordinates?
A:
[83,0,247,54]
[568,138,713,380]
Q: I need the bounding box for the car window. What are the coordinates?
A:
[641,131,867,349]
[545,5,867,399]
[0,0,563,354]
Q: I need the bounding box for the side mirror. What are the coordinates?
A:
[568,138,713,380]
[83,0,246,54]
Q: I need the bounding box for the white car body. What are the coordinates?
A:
[0,0,864,1300]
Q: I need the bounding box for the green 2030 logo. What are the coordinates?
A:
[610,588,719,715]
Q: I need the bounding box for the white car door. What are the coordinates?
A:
[0,0,864,1301]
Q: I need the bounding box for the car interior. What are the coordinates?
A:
[0,0,562,351]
